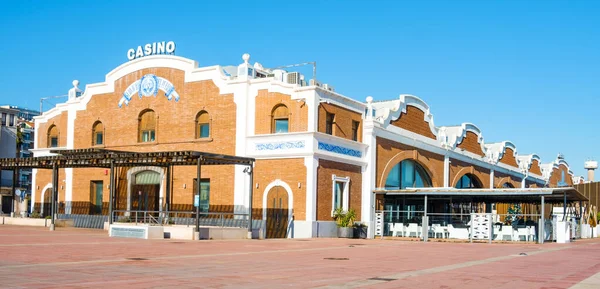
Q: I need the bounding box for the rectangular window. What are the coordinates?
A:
[50,137,58,148]
[332,175,350,214]
[352,120,360,141]
[95,132,103,145]
[199,124,210,138]
[193,178,210,213]
[326,113,335,135]
[274,119,289,133]
[1,113,5,125]
[90,180,103,215]
[9,115,14,126]
[141,130,155,142]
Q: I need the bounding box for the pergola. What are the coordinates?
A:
[0,148,255,233]
[374,187,589,243]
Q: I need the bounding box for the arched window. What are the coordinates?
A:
[47,125,59,148]
[455,174,482,189]
[384,159,432,189]
[271,104,289,133]
[138,110,156,143]
[92,121,104,146]
[195,111,210,138]
[501,182,514,188]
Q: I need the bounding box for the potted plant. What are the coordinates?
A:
[353,223,368,239]
[333,207,356,238]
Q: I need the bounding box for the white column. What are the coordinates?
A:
[490,169,495,189]
[307,91,319,132]
[232,79,250,215]
[304,156,319,223]
[362,119,377,238]
[31,169,37,212]
[443,155,450,187]
[65,168,73,214]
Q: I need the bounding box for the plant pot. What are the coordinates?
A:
[338,227,353,238]
[353,226,368,239]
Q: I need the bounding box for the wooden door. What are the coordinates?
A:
[131,184,159,213]
[42,188,52,217]
[266,186,289,238]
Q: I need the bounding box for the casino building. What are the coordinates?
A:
[30,49,581,238]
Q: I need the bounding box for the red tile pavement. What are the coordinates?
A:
[0,225,599,288]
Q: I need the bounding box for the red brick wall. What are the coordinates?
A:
[389,105,436,139]
[318,103,362,141]
[499,148,518,168]
[255,90,308,134]
[376,137,444,188]
[456,131,484,156]
[449,159,491,188]
[316,159,362,221]
[529,159,542,176]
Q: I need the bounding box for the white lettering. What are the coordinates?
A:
[127,41,177,60]
[136,46,144,58]
[157,42,165,54]
[127,49,135,60]
[166,41,176,54]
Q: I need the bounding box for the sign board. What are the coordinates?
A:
[127,41,176,61]
[194,195,200,207]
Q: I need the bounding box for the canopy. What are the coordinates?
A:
[373,187,588,203]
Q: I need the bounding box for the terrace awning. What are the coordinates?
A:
[373,187,588,203]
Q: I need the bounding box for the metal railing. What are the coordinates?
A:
[111,210,250,228]
[375,210,578,243]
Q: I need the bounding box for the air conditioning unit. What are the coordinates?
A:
[323,84,335,92]
[309,79,322,87]
[285,72,302,85]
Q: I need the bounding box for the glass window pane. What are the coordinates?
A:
[401,160,415,189]
[142,131,149,142]
[200,124,210,138]
[96,133,103,145]
[150,130,155,141]
[334,181,344,209]
[51,137,58,147]
[385,164,400,189]
[275,119,288,133]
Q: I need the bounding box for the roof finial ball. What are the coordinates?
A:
[366,96,373,104]
[242,53,250,64]
[72,80,79,88]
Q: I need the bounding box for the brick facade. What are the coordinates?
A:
[316,159,362,221]
[253,158,307,221]
[449,158,491,188]
[255,90,308,134]
[317,103,362,141]
[529,159,542,176]
[389,105,436,139]
[499,148,518,168]
[376,137,444,188]
[456,131,485,156]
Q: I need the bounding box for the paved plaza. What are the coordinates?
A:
[0,226,599,288]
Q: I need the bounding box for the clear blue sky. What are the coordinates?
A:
[1,0,598,177]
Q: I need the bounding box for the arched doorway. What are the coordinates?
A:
[42,187,52,217]
[454,173,484,215]
[265,186,289,238]
[383,159,433,232]
[130,170,160,213]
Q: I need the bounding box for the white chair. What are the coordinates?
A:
[432,224,448,239]
[406,223,420,238]
[499,226,513,241]
[515,227,529,241]
[392,223,405,237]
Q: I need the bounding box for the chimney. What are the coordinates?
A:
[584,160,598,182]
